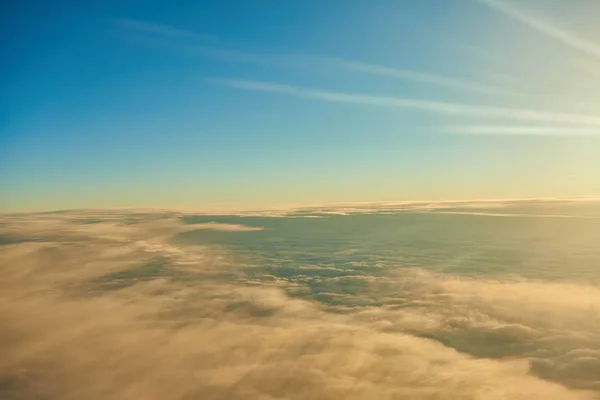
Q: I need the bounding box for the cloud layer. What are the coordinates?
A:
[1,211,599,399]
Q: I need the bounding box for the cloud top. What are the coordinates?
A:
[1,211,599,398]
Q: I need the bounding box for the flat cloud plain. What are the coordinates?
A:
[1,203,599,399]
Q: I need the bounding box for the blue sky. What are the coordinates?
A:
[2,0,600,211]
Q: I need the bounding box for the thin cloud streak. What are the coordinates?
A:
[215,78,600,126]
[116,19,312,67]
[476,0,600,60]
[446,125,600,135]
[115,19,214,41]
[332,58,512,95]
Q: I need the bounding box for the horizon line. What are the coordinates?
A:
[2,195,600,216]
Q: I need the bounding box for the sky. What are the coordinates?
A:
[2,0,600,211]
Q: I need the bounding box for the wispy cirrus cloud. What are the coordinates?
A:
[476,0,600,60]
[445,125,600,136]
[115,19,310,66]
[118,16,600,131]
[329,58,512,95]
[115,19,518,97]
[214,78,600,127]
[115,19,214,41]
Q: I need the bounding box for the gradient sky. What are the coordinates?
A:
[2,0,600,211]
